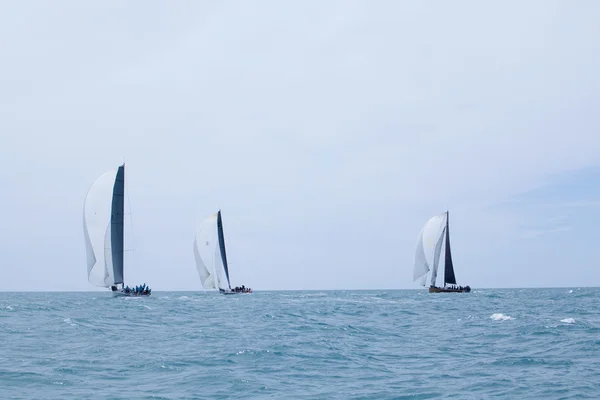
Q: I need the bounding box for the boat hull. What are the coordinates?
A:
[429,286,471,293]
[112,290,151,297]
[219,289,253,295]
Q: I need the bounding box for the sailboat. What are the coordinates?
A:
[413,211,470,293]
[193,210,252,295]
[83,164,150,297]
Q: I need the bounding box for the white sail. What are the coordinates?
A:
[193,236,213,288]
[83,168,119,287]
[417,273,427,287]
[193,213,222,290]
[213,241,229,290]
[430,226,446,287]
[413,213,447,286]
[413,227,429,283]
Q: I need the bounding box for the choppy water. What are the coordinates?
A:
[1,289,599,399]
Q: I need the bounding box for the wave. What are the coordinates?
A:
[2,289,599,399]
[490,313,514,321]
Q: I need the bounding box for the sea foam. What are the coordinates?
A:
[490,313,514,321]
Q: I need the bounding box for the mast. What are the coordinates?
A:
[216,210,231,289]
[443,211,457,286]
[110,164,125,286]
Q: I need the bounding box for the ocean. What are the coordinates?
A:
[1,289,598,399]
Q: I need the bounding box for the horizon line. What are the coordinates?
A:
[0,285,595,293]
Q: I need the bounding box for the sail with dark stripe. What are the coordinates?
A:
[217,210,231,289]
[413,213,446,286]
[443,211,457,285]
[192,212,230,291]
[414,210,468,292]
[83,164,127,288]
[110,165,125,285]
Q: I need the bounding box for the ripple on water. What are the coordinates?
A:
[1,289,599,399]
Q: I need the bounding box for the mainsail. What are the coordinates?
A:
[444,212,457,285]
[413,211,456,287]
[217,210,231,288]
[83,165,125,287]
[193,210,232,290]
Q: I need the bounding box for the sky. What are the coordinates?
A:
[1,1,599,291]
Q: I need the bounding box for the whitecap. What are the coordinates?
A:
[490,313,514,321]
[568,290,573,294]
[561,318,575,324]
[63,318,77,326]
[5,306,13,310]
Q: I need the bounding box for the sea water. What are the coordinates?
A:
[1,289,599,399]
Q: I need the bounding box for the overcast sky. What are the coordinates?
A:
[1,1,599,291]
